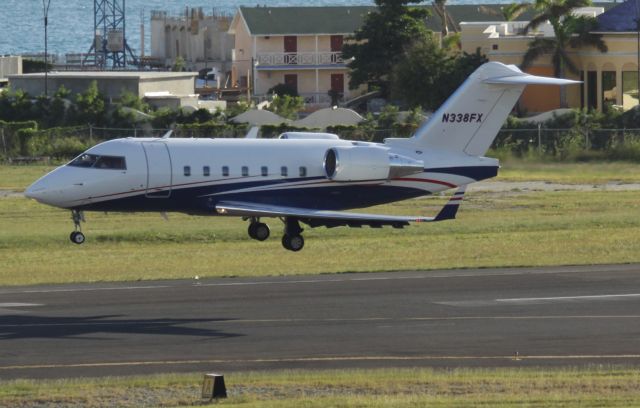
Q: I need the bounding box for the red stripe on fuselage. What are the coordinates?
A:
[393,178,457,188]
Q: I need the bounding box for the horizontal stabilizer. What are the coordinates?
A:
[484,75,581,86]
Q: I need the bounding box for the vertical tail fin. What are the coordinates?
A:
[410,62,579,156]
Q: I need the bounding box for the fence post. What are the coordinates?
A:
[89,124,93,144]
[134,127,137,138]
[1,127,6,157]
[537,123,542,154]
[585,127,590,150]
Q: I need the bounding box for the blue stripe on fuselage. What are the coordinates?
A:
[72,165,498,214]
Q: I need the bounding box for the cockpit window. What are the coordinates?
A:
[69,154,126,170]
[69,154,98,168]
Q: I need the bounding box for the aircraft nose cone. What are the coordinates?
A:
[24,182,47,201]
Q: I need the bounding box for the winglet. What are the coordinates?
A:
[161,130,173,139]
[434,186,467,221]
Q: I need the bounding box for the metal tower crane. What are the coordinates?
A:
[85,0,138,68]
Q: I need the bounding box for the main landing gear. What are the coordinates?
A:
[281,218,304,252]
[69,209,85,245]
[248,218,270,241]
[245,217,305,251]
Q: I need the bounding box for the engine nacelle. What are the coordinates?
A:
[323,146,390,181]
[323,146,425,182]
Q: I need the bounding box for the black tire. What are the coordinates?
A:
[281,234,292,250]
[288,235,304,252]
[248,223,258,239]
[254,223,270,241]
[70,231,85,245]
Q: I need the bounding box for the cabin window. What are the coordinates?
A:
[281,166,288,177]
[183,166,191,176]
[261,166,268,176]
[222,166,229,177]
[69,154,126,170]
[203,166,210,177]
[299,166,307,177]
[242,166,249,177]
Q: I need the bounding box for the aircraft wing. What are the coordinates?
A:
[215,186,466,228]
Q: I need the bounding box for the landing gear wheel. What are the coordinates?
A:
[282,234,304,252]
[248,222,270,241]
[69,209,86,245]
[69,231,85,245]
[281,234,292,250]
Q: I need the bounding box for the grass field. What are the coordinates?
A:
[1,163,640,286]
[1,367,639,407]
[1,188,639,286]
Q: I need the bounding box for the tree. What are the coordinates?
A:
[432,0,458,37]
[74,81,107,126]
[479,3,530,22]
[267,83,299,97]
[391,35,488,110]
[172,56,186,72]
[342,0,431,95]
[265,95,304,120]
[521,0,607,107]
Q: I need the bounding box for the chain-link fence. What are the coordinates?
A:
[494,127,640,157]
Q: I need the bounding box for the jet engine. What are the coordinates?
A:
[323,146,424,182]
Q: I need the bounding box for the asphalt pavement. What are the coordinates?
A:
[1,264,640,379]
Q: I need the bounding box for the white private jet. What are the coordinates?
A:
[25,62,577,251]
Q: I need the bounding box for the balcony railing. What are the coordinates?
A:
[256,52,345,67]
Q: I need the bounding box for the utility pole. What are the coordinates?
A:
[42,0,52,96]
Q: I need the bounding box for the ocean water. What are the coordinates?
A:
[0,0,517,57]
[0,0,378,56]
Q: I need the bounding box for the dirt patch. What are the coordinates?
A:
[469,181,640,193]
[0,190,24,198]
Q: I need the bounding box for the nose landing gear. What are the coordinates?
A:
[69,210,85,245]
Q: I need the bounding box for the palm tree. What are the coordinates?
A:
[521,0,607,107]
[432,0,458,37]
[479,3,530,22]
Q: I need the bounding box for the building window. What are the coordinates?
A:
[284,74,298,93]
[623,71,639,111]
[281,166,288,177]
[242,166,249,177]
[261,166,268,176]
[183,166,191,177]
[299,166,307,177]
[602,71,616,109]
[203,166,210,177]
[492,44,498,50]
[222,166,229,177]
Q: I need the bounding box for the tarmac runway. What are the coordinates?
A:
[1,264,640,379]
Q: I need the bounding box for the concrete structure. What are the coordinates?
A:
[150,8,234,77]
[0,56,22,87]
[8,71,197,107]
